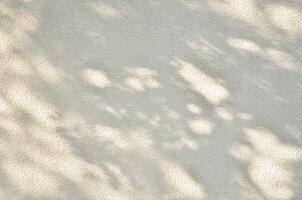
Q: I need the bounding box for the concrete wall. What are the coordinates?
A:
[0,0,301,199]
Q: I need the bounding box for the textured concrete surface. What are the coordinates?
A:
[0,0,302,199]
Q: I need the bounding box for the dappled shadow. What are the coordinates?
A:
[0,0,301,199]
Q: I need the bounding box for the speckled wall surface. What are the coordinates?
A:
[0,0,301,199]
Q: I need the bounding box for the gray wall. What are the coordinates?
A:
[0,0,301,199]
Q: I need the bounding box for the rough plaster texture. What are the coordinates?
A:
[0,0,302,199]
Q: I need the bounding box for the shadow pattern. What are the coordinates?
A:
[0,0,301,199]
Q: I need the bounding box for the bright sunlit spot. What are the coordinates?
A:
[188,118,214,135]
[265,4,302,34]
[172,59,229,104]
[90,2,124,18]
[230,128,302,200]
[82,68,111,88]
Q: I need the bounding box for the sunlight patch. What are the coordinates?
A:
[7,82,57,125]
[127,129,154,152]
[227,38,261,53]
[0,97,12,114]
[248,157,294,199]
[161,160,206,199]
[237,113,253,121]
[95,125,127,148]
[215,106,233,120]
[244,128,302,161]
[231,128,302,200]
[2,55,33,76]
[264,48,294,69]
[82,68,111,88]
[125,77,145,92]
[0,31,12,52]
[104,162,132,189]
[162,135,199,150]
[3,161,58,197]
[208,0,264,26]
[266,4,302,34]
[172,59,229,104]
[124,67,160,92]
[90,2,123,18]
[187,103,202,114]
[33,55,63,83]
[188,118,214,135]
